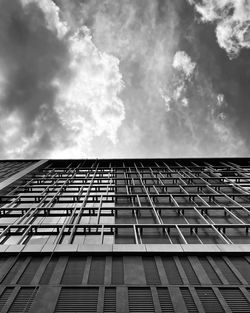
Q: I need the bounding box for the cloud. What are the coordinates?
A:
[172,50,196,78]
[188,0,250,59]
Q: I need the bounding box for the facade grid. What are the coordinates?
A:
[0,158,249,312]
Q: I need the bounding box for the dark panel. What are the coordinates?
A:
[55,287,98,313]
[213,257,241,285]
[180,287,199,313]
[8,287,38,313]
[196,288,224,313]
[128,288,154,313]
[229,257,250,284]
[162,257,183,285]
[124,256,146,285]
[198,257,222,285]
[2,257,26,285]
[18,257,42,285]
[39,256,59,285]
[112,256,124,285]
[179,257,200,285]
[88,257,105,285]
[157,287,174,313]
[142,257,160,285]
[61,256,86,285]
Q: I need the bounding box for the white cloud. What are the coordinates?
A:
[188,0,250,58]
[172,51,196,78]
[20,0,68,38]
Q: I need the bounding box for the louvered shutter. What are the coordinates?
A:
[196,288,224,313]
[220,288,250,312]
[143,257,160,285]
[61,256,86,285]
[104,287,116,313]
[55,287,99,313]
[0,287,14,311]
[128,288,154,313]
[8,287,38,313]
[88,257,105,285]
[40,256,59,284]
[157,287,174,313]
[18,257,42,285]
[180,287,199,313]
[162,257,183,284]
[112,257,124,285]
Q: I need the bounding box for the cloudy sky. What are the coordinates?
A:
[0,0,250,159]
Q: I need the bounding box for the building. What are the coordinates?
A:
[0,158,249,312]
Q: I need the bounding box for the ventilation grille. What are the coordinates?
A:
[199,257,221,285]
[104,288,116,313]
[213,257,240,284]
[88,257,105,285]
[220,288,250,312]
[112,257,124,285]
[40,256,58,284]
[180,287,198,313]
[0,287,14,311]
[143,257,160,285]
[128,288,154,313]
[157,287,174,313]
[196,288,224,313]
[18,257,42,285]
[55,287,98,313]
[61,256,86,285]
[179,257,199,285]
[8,287,38,313]
[162,257,183,285]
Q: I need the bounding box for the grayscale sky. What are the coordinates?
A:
[0,0,250,158]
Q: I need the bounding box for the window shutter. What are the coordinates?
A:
[88,257,105,285]
[55,287,98,313]
[104,287,116,313]
[213,257,240,284]
[196,288,224,313]
[8,287,38,313]
[40,256,59,284]
[18,257,42,285]
[199,257,221,285]
[157,287,174,313]
[112,256,124,285]
[128,288,154,313]
[230,257,250,283]
[220,288,250,312]
[2,257,26,285]
[179,257,199,285]
[0,287,14,311]
[180,287,199,313]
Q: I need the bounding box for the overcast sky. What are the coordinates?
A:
[0,0,250,159]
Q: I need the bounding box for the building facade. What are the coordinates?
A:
[0,158,249,312]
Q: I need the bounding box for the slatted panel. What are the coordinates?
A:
[229,257,250,283]
[128,288,155,313]
[180,287,199,313]
[219,288,250,312]
[162,257,183,285]
[213,257,240,284]
[40,256,59,284]
[8,287,38,313]
[18,257,42,285]
[196,288,224,313]
[112,256,124,285]
[88,257,105,285]
[199,257,221,284]
[179,257,200,285]
[2,257,26,285]
[55,287,98,313]
[0,287,14,311]
[104,287,116,313]
[157,287,174,313]
[61,256,86,285]
[142,257,160,285]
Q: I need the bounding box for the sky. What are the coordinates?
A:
[0,0,250,159]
